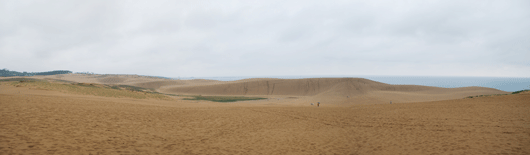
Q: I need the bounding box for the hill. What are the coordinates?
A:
[160,78,507,104]
[2,73,508,104]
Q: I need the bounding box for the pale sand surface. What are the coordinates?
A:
[0,81,529,154]
[160,78,507,105]
[0,74,223,89]
[1,74,507,104]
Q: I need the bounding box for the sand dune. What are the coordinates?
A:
[0,74,223,88]
[3,74,510,105]
[0,82,528,154]
[161,78,503,96]
[97,76,128,84]
[160,78,507,104]
[1,75,508,104]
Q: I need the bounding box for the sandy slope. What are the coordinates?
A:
[2,74,508,104]
[160,78,507,104]
[0,83,528,154]
[2,74,224,89]
[2,74,506,104]
[0,73,203,83]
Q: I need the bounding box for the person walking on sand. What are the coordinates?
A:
[317,102,320,107]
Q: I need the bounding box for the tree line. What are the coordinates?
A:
[0,69,72,77]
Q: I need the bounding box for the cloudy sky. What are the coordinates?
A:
[1,0,529,77]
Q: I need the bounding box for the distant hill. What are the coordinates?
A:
[0,69,72,77]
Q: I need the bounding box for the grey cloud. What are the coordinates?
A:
[1,0,529,77]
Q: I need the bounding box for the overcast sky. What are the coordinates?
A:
[1,0,529,77]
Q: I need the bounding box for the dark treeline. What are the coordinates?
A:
[0,69,72,77]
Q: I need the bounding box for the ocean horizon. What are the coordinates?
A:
[175,75,530,92]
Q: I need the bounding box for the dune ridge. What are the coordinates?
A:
[159,78,506,104]
[1,74,508,104]
[161,78,503,96]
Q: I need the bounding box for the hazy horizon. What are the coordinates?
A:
[5,68,530,79]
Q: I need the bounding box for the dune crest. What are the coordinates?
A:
[2,74,508,104]
[160,78,507,104]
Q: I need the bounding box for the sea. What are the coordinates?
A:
[176,75,530,92]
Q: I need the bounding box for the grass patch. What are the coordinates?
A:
[75,83,99,88]
[0,78,41,82]
[183,96,267,102]
[465,94,509,99]
[512,89,530,94]
[110,85,121,90]
[118,85,155,92]
[7,80,171,100]
[103,84,157,93]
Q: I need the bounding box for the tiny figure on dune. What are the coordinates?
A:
[311,103,314,105]
[390,101,392,104]
[317,102,320,107]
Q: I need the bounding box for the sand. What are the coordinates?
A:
[3,74,506,104]
[0,79,528,154]
[160,78,507,105]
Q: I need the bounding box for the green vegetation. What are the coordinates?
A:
[5,80,171,100]
[117,85,155,92]
[49,79,75,83]
[0,78,41,82]
[465,89,530,99]
[110,85,121,90]
[183,95,267,102]
[74,83,98,88]
[1,69,71,77]
[512,89,530,94]
[465,94,509,99]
